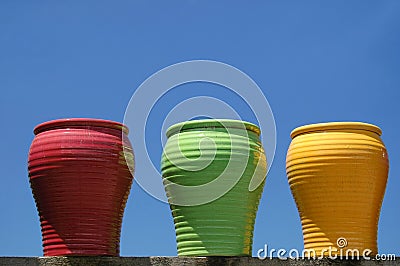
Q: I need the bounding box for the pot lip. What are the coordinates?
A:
[34,118,129,135]
[166,119,261,138]
[290,121,382,139]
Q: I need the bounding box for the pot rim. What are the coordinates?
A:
[166,119,261,138]
[34,118,129,135]
[290,121,382,139]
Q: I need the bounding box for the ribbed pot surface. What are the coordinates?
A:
[28,118,134,256]
[161,119,267,256]
[286,122,389,256]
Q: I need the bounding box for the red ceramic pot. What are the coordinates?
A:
[28,118,134,256]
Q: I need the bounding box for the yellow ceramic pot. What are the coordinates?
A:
[286,122,389,257]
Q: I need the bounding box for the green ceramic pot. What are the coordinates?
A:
[161,119,267,256]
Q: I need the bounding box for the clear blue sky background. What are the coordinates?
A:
[1,1,399,257]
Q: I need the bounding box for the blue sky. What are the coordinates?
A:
[1,1,399,256]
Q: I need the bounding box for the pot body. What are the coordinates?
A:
[28,118,134,256]
[286,122,388,256]
[161,119,267,256]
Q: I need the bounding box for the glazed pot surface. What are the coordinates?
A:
[161,119,267,256]
[286,122,389,256]
[28,118,134,256]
